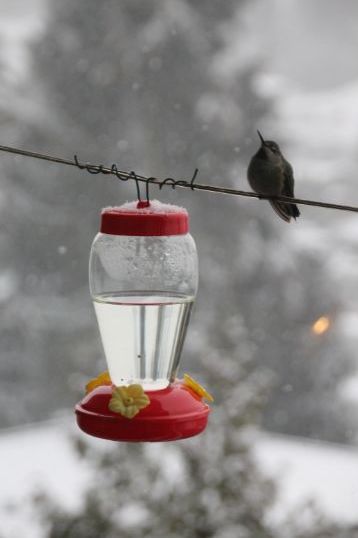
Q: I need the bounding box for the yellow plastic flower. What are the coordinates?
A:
[86,371,112,394]
[183,373,214,402]
[109,384,150,419]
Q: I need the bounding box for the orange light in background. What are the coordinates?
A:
[311,316,331,335]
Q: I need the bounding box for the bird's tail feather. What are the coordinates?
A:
[269,200,300,222]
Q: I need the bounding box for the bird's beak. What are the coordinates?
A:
[257,130,266,146]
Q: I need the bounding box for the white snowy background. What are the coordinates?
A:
[1,0,358,536]
[2,420,358,538]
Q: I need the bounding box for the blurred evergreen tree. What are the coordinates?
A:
[0,0,355,445]
[29,1,279,537]
[41,346,276,538]
[0,0,355,535]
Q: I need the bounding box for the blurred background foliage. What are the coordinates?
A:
[1,0,358,536]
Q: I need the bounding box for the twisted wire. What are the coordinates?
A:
[0,143,358,213]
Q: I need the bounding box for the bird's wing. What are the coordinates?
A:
[282,159,295,197]
[269,200,291,222]
[281,159,300,219]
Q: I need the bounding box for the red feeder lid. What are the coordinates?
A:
[100,200,189,236]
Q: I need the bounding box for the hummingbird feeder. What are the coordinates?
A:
[75,199,212,442]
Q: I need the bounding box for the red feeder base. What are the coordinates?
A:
[75,381,211,442]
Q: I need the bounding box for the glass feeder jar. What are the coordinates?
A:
[89,200,198,391]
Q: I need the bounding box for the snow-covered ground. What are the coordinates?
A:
[0,419,94,538]
[1,420,358,537]
[253,433,358,526]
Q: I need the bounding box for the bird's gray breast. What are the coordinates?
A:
[247,157,284,196]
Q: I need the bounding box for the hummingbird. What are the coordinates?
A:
[247,130,300,222]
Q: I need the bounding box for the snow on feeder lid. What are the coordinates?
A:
[100,199,189,236]
[75,200,212,442]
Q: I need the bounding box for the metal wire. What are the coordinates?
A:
[1,143,358,213]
